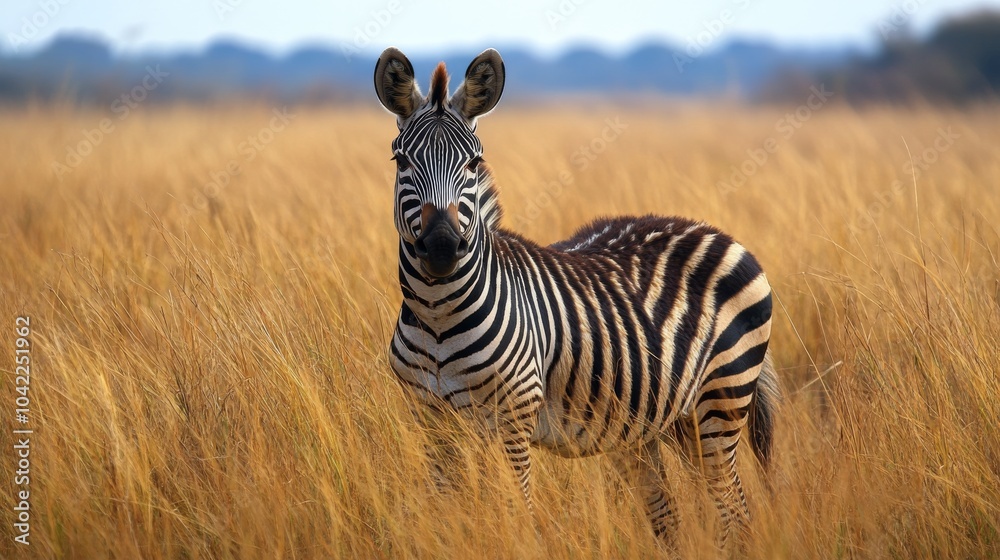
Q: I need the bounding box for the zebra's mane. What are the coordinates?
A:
[477,161,503,231]
[429,62,448,112]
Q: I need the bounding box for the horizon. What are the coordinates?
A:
[4,29,862,60]
[4,0,1000,58]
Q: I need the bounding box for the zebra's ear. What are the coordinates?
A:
[374,47,423,121]
[452,49,505,123]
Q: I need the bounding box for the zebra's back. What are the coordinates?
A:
[521,215,773,457]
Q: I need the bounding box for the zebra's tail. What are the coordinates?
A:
[748,349,780,468]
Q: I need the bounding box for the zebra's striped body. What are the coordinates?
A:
[376,47,779,546]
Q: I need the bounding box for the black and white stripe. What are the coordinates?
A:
[376,47,780,548]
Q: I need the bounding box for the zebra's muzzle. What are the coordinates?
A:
[414,215,468,278]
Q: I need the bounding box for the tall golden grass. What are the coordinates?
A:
[1,101,999,559]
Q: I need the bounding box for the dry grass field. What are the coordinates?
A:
[1,100,999,559]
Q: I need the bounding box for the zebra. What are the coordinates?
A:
[375,46,780,547]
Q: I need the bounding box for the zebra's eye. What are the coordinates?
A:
[393,153,411,172]
[466,156,483,173]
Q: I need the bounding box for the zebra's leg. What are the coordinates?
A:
[401,394,463,494]
[495,376,543,515]
[420,417,453,493]
[501,424,536,514]
[611,439,678,541]
[693,397,752,549]
[669,413,698,467]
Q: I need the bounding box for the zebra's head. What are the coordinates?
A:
[375,47,505,279]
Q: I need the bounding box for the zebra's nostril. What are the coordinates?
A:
[455,238,470,258]
[414,237,429,259]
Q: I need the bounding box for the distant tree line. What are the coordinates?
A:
[1,10,997,106]
[762,11,1000,104]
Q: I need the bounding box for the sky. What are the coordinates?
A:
[3,0,999,57]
